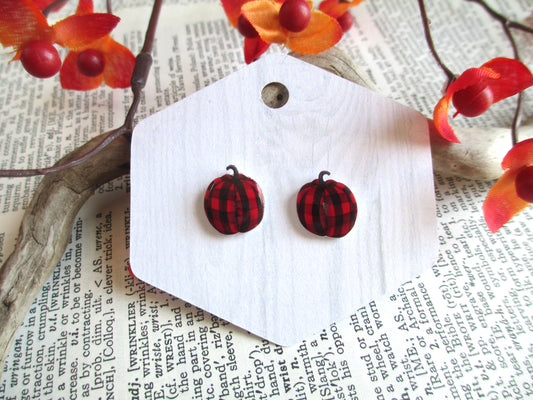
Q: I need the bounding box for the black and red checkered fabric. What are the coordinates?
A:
[297,171,357,238]
[204,166,264,234]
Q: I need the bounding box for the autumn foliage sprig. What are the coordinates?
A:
[0,0,135,90]
[221,0,364,63]
[417,0,533,233]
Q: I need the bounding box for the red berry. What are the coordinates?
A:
[238,14,259,38]
[451,82,494,117]
[20,40,61,78]
[76,49,105,77]
[337,12,354,32]
[515,166,533,203]
[279,0,311,32]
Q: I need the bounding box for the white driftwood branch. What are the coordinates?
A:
[0,134,130,373]
[429,123,533,180]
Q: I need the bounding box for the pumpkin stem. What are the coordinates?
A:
[227,165,240,179]
[318,170,330,185]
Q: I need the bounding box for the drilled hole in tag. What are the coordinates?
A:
[262,82,289,108]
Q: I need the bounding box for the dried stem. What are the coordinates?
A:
[417,0,455,84]
[502,23,522,146]
[467,0,527,145]
[0,127,128,177]
[124,0,163,134]
[465,0,533,35]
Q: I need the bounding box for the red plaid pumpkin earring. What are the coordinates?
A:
[296,171,357,238]
[204,165,265,234]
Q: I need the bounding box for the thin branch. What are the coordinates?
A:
[465,0,533,35]
[500,23,522,146]
[124,0,164,134]
[0,127,129,177]
[417,0,455,83]
[511,92,523,146]
[469,0,527,146]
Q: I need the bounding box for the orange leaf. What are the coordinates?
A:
[481,58,533,103]
[60,50,103,90]
[286,10,343,54]
[242,0,343,54]
[53,13,119,49]
[242,0,286,44]
[432,96,460,143]
[0,0,53,48]
[101,37,136,88]
[501,138,533,171]
[318,0,364,18]
[483,168,530,233]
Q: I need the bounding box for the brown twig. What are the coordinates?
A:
[465,0,533,35]
[417,0,455,84]
[467,0,526,145]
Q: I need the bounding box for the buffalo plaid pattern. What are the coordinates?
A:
[297,174,357,238]
[204,169,264,234]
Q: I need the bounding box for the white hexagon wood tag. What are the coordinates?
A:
[130,54,437,346]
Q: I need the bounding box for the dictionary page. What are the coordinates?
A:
[1,1,533,399]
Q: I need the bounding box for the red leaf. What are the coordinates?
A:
[60,35,135,90]
[101,37,136,88]
[446,67,500,98]
[60,50,103,90]
[53,13,119,49]
[433,58,533,143]
[244,37,270,64]
[483,168,529,233]
[501,138,533,171]
[0,0,53,48]
[481,58,533,103]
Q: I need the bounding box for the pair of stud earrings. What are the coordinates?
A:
[204,165,358,238]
